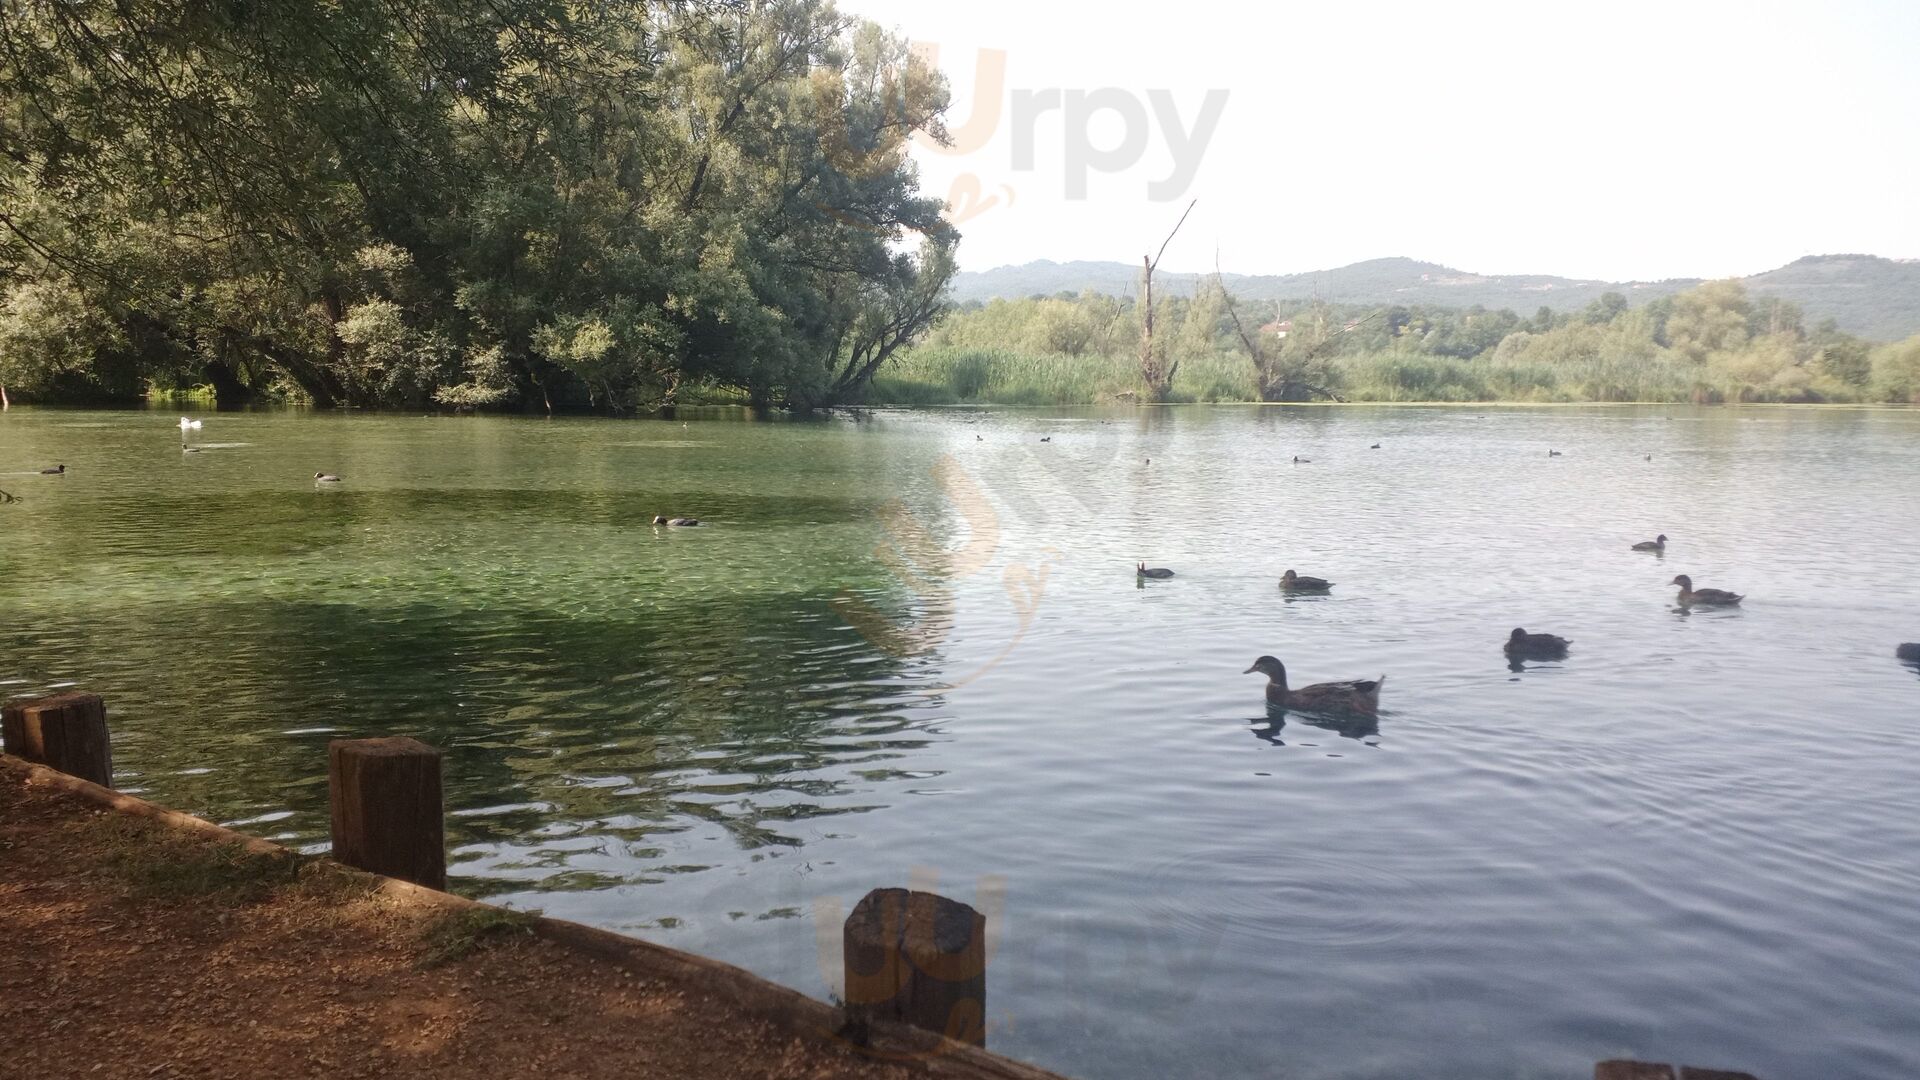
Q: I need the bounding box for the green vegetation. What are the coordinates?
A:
[93,816,335,901]
[418,905,542,968]
[0,0,954,411]
[872,280,1920,406]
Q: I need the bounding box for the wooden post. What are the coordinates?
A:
[328,737,446,890]
[1,692,112,787]
[843,887,987,1047]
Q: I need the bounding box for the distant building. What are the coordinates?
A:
[1259,318,1293,339]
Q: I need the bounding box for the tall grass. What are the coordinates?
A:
[869,347,1879,406]
[870,347,1257,405]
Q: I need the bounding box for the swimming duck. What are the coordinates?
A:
[39,464,65,475]
[1040,437,1051,443]
[1548,450,1562,457]
[179,417,203,431]
[1505,628,1571,659]
[1280,569,1333,592]
[653,515,702,527]
[314,472,342,483]
[1136,561,1174,579]
[1672,574,1742,606]
[1897,643,1920,663]
[1632,534,1668,552]
[1370,443,1381,449]
[1292,456,1310,464]
[1244,656,1385,715]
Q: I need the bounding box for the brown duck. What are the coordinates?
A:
[1505,628,1571,659]
[1244,656,1384,715]
[1672,574,1742,606]
[1280,570,1333,592]
[653,515,703,527]
[1632,534,1668,552]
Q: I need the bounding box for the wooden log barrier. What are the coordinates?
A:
[843,887,988,1048]
[327,736,446,890]
[1,691,112,787]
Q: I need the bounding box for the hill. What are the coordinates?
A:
[950,254,1920,340]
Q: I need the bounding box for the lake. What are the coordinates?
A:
[3,404,1918,1080]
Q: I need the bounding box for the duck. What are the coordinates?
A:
[1505,628,1571,659]
[1292,455,1310,464]
[1039,436,1051,443]
[1370,443,1381,449]
[1897,643,1920,663]
[314,472,343,483]
[1548,450,1563,457]
[39,464,65,475]
[1244,656,1384,715]
[179,417,203,431]
[1136,561,1174,579]
[653,515,702,527]
[1672,574,1742,606]
[1632,534,1668,552]
[1279,569,1333,592]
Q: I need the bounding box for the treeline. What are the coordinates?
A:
[0,0,955,411]
[879,279,1920,405]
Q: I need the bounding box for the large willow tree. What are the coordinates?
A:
[0,0,956,410]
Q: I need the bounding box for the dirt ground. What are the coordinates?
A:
[0,771,1021,1079]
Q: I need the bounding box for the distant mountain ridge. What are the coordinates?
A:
[949,254,1920,341]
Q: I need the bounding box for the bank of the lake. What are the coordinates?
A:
[0,756,1057,1080]
[869,343,1920,406]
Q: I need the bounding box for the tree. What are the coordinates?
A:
[1136,200,1195,401]
[1665,280,1752,363]
[1582,292,1629,325]
[0,0,959,411]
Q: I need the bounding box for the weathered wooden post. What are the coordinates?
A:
[327,737,446,890]
[842,887,987,1047]
[1,691,112,787]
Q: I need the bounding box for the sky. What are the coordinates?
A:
[844,0,1920,281]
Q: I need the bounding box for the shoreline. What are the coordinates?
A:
[0,753,1065,1080]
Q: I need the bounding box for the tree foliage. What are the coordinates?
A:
[0,0,957,409]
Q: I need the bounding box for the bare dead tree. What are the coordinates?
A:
[1138,199,1197,401]
[1212,251,1382,402]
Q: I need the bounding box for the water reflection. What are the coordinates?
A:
[1256,705,1382,745]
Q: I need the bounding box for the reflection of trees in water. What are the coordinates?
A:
[2,485,953,895]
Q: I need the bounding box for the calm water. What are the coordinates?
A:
[4,405,1918,1079]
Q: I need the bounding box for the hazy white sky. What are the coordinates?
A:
[847,0,1920,280]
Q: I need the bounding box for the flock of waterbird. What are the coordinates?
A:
[12,418,1920,690]
[1129,445,1918,717]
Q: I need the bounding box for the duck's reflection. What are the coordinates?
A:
[1252,705,1381,746]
